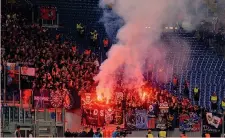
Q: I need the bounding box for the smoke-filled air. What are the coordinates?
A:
[95,0,204,101]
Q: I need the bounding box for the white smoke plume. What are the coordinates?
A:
[96,0,204,100]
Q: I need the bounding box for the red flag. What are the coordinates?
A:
[148,118,156,129]
[72,46,77,52]
[21,66,35,76]
[103,39,109,47]
[84,50,91,55]
[56,34,60,40]
[22,89,32,105]
[98,107,105,126]
[40,7,56,20]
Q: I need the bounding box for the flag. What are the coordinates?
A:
[33,88,51,109]
[135,109,148,129]
[40,7,56,20]
[72,45,77,52]
[98,107,105,126]
[105,108,114,124]
[103,39,109,47]
[6,63,19,102]
[147,104,157,118]
[56,34,60,40]
[21,67,35,76]
[21,66,35,89]
[147,118,156,129]
[7,63,19,74]
[84,49,91,55]
[22,89,32,105]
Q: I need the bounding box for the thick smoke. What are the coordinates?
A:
[96,0,204,100]
[99,6,123,42]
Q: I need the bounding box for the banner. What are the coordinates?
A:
[83,105,105,126]
[159,102,169,113]
[20,66,35,76]
[40,7,56,20]
[98,107,105,126]
[1,64,4,89]
[115,109,123,125]
[50,89,63,108]
[33,88,50,109]
[179,112,201,132]
[147,103,157,118]
[126,109,136,129]
[22,89,32,105]
[167,114,175,130]
[156,115,167,130]
[81,93,96,106]
[105,107,115,125]
[203,112,222,134]
[20,66,35,89]
[135,109,148,129]
[49,89,74,109]
[89,108,99,126]
[62,90,74,110]
[6,63,19,102]
[147,117,156,129]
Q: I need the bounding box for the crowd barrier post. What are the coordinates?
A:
[62,108,66,137]
[19,65,21,123]
[3,63,6,104]
[54,108,57,136]
[200,109,203,136]
[2,64,6,131]
[8,107,11,123]
[222,113,224,137]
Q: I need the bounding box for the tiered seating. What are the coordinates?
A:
[36,0,106,49]
[35,0,224,109]
[163,32,225,109]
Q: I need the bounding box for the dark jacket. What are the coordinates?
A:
[87,130,94,137]
[94,132,103,137]
[79,131,87,137]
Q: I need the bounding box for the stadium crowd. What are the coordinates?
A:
[1,11,100,99]
[1,9,220,119]
[1,2,225,137]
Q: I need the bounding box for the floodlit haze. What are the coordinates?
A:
[96,0,204,100]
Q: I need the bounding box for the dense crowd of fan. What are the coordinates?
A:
[1,12,100,98]
[2,3,225,138]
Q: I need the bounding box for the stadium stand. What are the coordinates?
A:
[160,32,225,108]
[1,0,225,137]
[2,9,100,106]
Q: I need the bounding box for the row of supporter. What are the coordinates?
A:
[76,23,109,49]
[172,77,225,112]
[1,12,101,109]
[80,83,224,136]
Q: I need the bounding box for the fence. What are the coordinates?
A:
[1,62,35,106]
[1,62,76,110]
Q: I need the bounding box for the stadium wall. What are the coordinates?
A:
[65,109,82,132]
